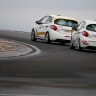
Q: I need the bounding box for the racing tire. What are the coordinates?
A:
[70,40,75,49]
[31,29,37,41]
[45,32,51,43]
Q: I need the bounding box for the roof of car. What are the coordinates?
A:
[50,15,77,21]
[84,20,96,25]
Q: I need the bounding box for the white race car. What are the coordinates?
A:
[31,15,78,44]
[70,20,96,51]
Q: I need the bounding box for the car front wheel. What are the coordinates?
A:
[45,32,51,43]
[31,29,37,41]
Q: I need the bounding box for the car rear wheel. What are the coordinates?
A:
[77,40,83,51]
[70,40,75,49]
[45,32,51,43]
[31,29,37,41]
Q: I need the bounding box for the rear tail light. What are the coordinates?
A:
[50,25,57,31]
[82,31,89,37]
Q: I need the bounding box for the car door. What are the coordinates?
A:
[36,16,50,39]
[73,21,86,45]
[42,16,53,39]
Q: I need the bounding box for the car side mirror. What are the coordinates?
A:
[72,26,77,31]
[36,21,43,25]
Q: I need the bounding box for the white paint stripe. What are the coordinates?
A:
[17,41,41,57]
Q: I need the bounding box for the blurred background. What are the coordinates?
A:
[0,0,96,32]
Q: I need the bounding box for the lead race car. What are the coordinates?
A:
[31,15,78,44]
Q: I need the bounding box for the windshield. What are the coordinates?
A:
[54,19,78,27]
[86,24,96,32]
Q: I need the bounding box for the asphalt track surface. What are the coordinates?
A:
[0,30,96,95]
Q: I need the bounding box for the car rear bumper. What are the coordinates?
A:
[81,40,96,50]
[85,46,96,50]
[50,29,71,41]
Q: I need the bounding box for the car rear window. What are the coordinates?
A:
[54,19,78,27]
[86,24,96,32]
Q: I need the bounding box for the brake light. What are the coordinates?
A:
[82,31,89,37]
[50,25,57,31]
